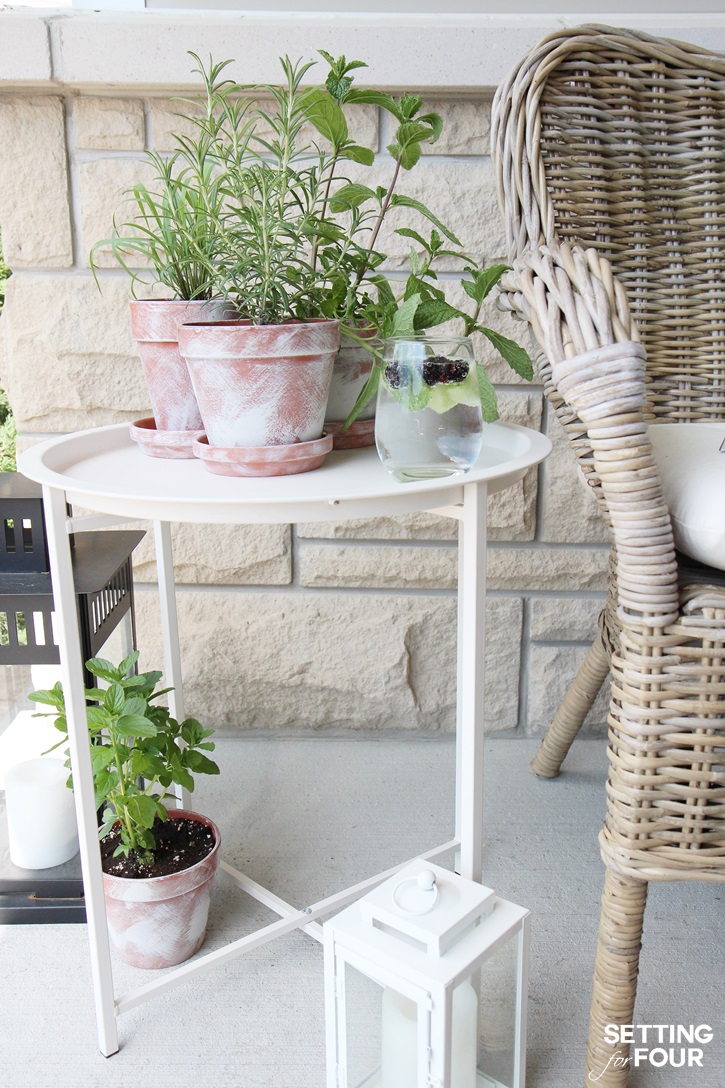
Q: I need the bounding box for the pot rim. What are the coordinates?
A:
[129,297,225,307]
[180,317,339,329]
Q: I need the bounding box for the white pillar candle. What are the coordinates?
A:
[4,758,79,870]
[381,981,478,1088]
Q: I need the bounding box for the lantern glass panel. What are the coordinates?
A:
[340,961,432,1088]
[475,933,520,1087]
[343,966,385,1087]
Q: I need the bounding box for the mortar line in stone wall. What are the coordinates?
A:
[134,582,459,599]
[143,98,152,151]
[46,17,60,83]
[74,149,152,162]
[529,638,604,648]
[294,537,609,553]
[533,394,550,544]
[516,595,532,735]
[378,103,394,153]
[63,95,83,271]
[488,540,609,553]
[490,589,607,601]
[289,524,300,588]
[68,147,488,165]
[298,538,456,550]
[133,583,607,603]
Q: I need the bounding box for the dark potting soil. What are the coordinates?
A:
[100,817,215,879]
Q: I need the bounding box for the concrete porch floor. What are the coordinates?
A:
[0,733,723,1088]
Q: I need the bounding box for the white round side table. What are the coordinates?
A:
[20,420,550,1057]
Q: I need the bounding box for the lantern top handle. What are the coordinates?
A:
[392,869,440,916]
[360,859,496,957]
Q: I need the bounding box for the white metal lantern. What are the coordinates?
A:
[324,860,529,1088]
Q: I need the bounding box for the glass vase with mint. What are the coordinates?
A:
[376,333,482,480]
[340,236,535,482]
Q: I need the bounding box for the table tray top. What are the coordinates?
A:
[19,422,551,525]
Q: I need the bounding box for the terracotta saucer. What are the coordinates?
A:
[324,418,376,450]
[192,433,334,477]
[129,417,204,459]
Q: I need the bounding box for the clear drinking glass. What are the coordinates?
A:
[375,335,484,482]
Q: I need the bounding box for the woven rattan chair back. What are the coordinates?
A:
[493,23,725,423]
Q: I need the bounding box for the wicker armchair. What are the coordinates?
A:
[491,25,725,1086]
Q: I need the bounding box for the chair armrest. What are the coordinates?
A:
[499,242,678,630]
[552,342,679,631]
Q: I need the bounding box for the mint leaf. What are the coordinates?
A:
[104,683,125,716]
[417,111,443,143]
[391,293,421,338]
[394,227,431,250]
[414,298,464,330]
[478,328,534,381]
[28,683,65,709]
[91,745,115,775]
[125,794,158,831]
[299,89,348,148]
[476,366,499,422]
[388,195,461,245]
[404,275,443,303]
[117,650,140,677]
[462,264,510,306]
[341,364,380,430]
[86,657,120,683]
[344,89,402,119]
[115,713,158,738]
[343,144,374,166]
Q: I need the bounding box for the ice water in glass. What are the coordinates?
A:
[375,336,484,482]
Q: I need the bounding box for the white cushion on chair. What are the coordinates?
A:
[649,422,725,571]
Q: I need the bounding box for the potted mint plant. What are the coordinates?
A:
[29,651,221,969]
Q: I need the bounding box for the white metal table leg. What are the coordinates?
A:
[43,485,119,1057]
[455,481,487,883]
[153,520,190,809]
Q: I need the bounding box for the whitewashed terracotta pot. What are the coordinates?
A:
[177,318,340,448]
[129,299,233,432]
[102,809,220,970]
[324,329,379,449]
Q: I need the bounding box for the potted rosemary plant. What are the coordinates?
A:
[30,651,221,969]
[90,57,235,456]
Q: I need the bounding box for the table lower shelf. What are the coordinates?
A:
[114,837,460,1017]
[0,794,85,924]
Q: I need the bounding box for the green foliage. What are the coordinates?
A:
[0,390,17,471]
[29,652,219,865]
[341,232,533,428]
[195,50,447,324]
[0,231,10,313]
[88,48,451,331]
[90,55,243,300]
[0,235,16,472]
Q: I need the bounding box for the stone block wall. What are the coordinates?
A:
[0,18,613,736]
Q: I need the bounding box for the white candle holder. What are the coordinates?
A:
[5,757,79,870]
[324,860,529,1088]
